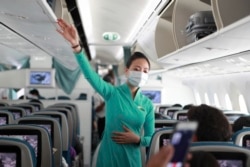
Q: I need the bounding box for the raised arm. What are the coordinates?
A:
[57,19,114,98]
[57,18,80,53]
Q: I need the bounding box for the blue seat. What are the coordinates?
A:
[0,110,15,125]
[147,127,173,162]
[16,116,62,167]
[155,119,177,130]
[232,128,250,148]
[0,124,53,167]
[172,110,188,121]
[0,106,26,119]
[32,111,70,165]
[0,137,36,167]
[190,141,250,166]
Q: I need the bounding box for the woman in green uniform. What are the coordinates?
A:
[57,19,154,167]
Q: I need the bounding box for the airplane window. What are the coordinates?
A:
[194,92,201,105]
[225,94,233,110]
[204,92,210,105]
[214,93,221,108]
[239,94,248,113]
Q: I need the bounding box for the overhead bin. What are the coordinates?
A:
[211,0,250,29]
[139,0,250,69]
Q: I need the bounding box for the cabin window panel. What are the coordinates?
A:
[213,93,220,108]
[204,93,210,105]
[195,92,201,105]
[239,94,248,113]
[225,94,233,110]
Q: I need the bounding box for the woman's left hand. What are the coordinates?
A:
[111,125,140,144]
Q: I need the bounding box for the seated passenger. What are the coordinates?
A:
[29,89,46,99]
[187,104,232,141]
[232,116,250,132]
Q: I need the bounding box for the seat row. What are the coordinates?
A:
[147,126,250,166]
[0,102,82,167]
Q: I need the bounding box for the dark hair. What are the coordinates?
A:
[188,104,232,141]
[125,52,150,69]
[233,116,250,132]
[29,89,39,96]
[189,151,219,167]
[183,104,193,110]
[172,103,182,108]
[103,74,113,83]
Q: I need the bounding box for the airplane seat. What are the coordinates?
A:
[155,119,177,130]
[47,103,83,165]
[190,141,250,166]
[47,104,80,138]
[163,107,182,119]
[155,112,171,119]
[21,101,44,112]
[232,128,250,148]
[172,110,188,121]
[0,137,37,167]
[32,111,71,165]
[0,106,26,119]
[146,128,173,162]
[40,108,74,147]
[0,101,9,106]
[12,104,36,115]
[156,105,172,114]
[0,124,54,167]
[0,110,15,125]
[16,116,63,167]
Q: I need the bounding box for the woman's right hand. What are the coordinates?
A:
[57,18,79,47]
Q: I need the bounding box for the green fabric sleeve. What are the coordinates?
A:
[74,51,114,100]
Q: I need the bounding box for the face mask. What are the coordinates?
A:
[128,71,148,87]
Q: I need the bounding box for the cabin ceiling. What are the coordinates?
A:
[1,0,250,78]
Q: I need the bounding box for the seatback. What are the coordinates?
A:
[172,110,188,121]
[0,110,15,125]
[163,107,182,118]
[0,137,36,167]
[40,108,74,146]
[0,124,53,167]
[232,128,250,149]
[190,141,250,167]
[0,101,9,106]
[21,102,44,112]
[155,119,177,130]
[147,128,173,162]
[223,111,249,122]
[47,104,79,137]
[156,105,171,114]
[16,116,62,167]
[12,104,36,115]
[32,111,69,150]
[0,106,26,119]
[32,111,70,164]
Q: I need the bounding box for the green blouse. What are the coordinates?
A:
[75,51,154,167]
